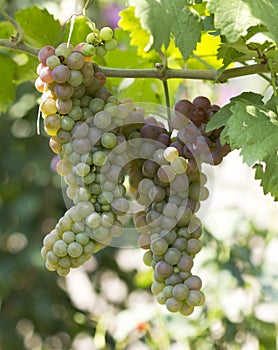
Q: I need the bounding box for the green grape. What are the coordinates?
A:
[74,162,91,177]
[53,240,68,257]
[150,238,168,255]
[93,151,107,166]
[68,70,83,87]
[61,116,75,131]
[151,281,165,295]
[62,231,75,244]
[164,146,179,162]
[94,110,112,129]
[86,212,101,229]
[104,39,117,51]
[186,290,205,307]
[173,284,189,301]
[55,44,72,60]
[100,27,113,41]
[46,54,60,68]
[82,43,96,57]
[101,132,117,149]
[67,242,83,258]
[75,233,89,245]
[165,298,182,312]
[96,46,107,57]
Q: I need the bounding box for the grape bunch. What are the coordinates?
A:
[171,96,230,165]
[35,24,230,315]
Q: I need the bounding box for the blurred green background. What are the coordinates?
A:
[0,1,278,349]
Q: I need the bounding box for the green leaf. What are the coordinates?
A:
[128,0,202,60]
[0,53,17,114]
[130,0,171,52]
[15,6,61,48]
[247,0,278,46]
[254,152,278,200]
[119,7,155,58]
[0,21,15,39]
[208,92,278,200]
[228,102,278,165]
[187,32,223,70]
[207,0,261,42]
[62,17,92,47]
[167,1,202,61]
[206,92,263,133]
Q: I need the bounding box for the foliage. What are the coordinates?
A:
[0,0,277,349]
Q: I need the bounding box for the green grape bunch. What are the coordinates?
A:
[35,22,230,316]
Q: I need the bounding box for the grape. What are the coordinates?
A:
[174,99,194,118]
[164,247,181,265]
[186,290,205,307]
[150,238,168,255]
[155,260,173,278]
[192,96,211,110]
[96,46,107,57]
[46,54,61,68]
[101,132,117,148]
[67,51,85,70]
[173,284,189,300]
[55,44,72,61]
[184,275,202,290]
[100,27,113,41]
[53,240,68,257]
[56,98,73,115]
[94,110,112,129]
[38,45,55,64]
[105,38,117,51]
[54,84,74,99]
[92,151,107,166]
[166,298,182,312]
[52,65,70,84]
[39,66,54,84]
[163,146,179,162]
[186,238,202,255]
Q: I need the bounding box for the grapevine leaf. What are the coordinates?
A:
[227,102,278,165]
[0,53,17,114]
[167,1,202,61]
[15,6,61,48]
[0,21,15,39]
[254,153,278,200]
[217,38,258,67]
[62,17,92,47]
[128,0,202,60]
[207,0,261,42]
[206,92,264,133]
[187,33,223,70]
[129,0,171,52]
[208,92,278,200]
[246,0,278,46]
[118,7,155,59]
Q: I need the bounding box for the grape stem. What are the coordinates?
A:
[0,7,25,43]
[0,36,270,82]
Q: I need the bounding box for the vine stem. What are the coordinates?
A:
[0,37,270,82]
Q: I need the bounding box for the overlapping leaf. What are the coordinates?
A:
[15,6,61,47]
[127,0,202,60]
[207,92,278,200]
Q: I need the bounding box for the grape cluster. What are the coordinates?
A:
[124,124,207,315]
[35,28,230,315]
[171,96,230,165]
